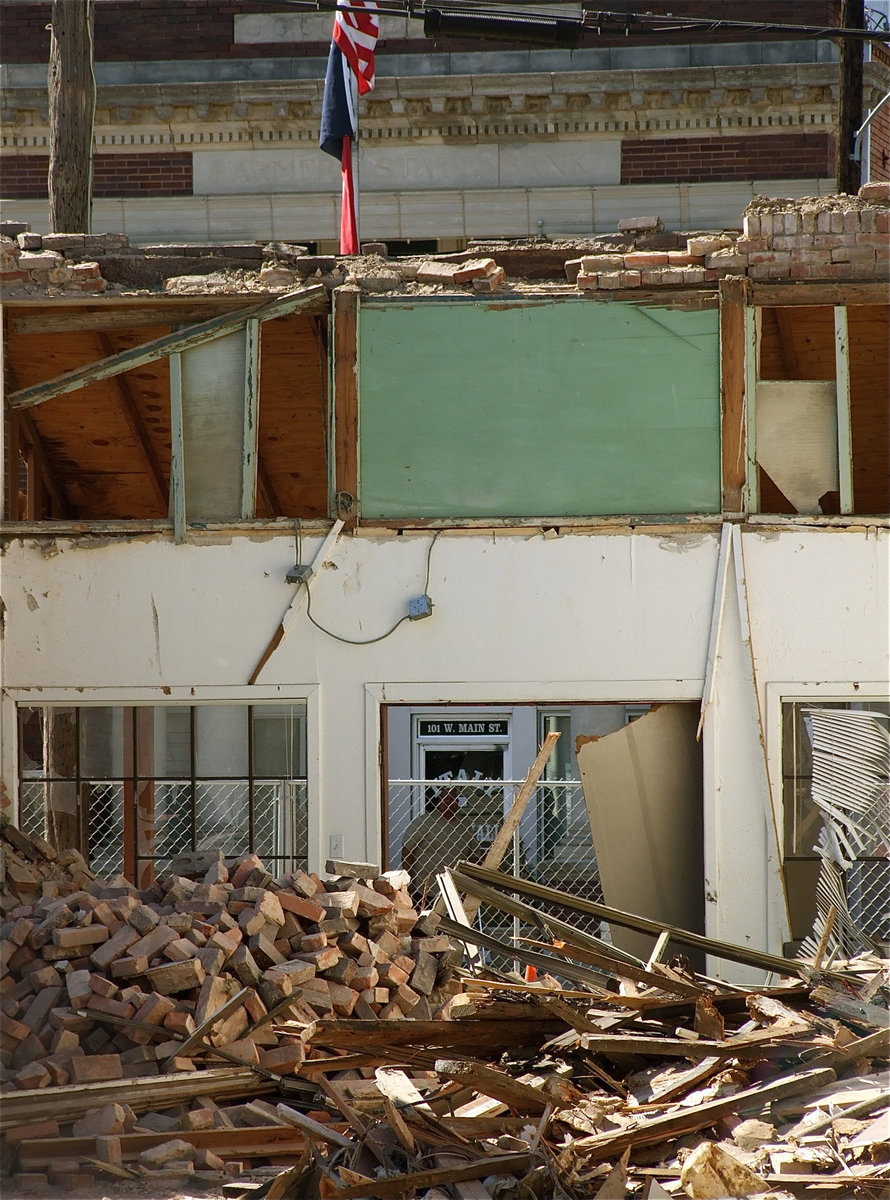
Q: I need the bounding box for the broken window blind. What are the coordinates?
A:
[358,300,721,519]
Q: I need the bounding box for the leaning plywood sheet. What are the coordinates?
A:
[576,703,703,960]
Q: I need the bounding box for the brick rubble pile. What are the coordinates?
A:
[0,817,459,1186]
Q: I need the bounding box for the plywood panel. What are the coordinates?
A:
[257,312,328,518]
[6,319,174,518]
[576,703,704,961]
[758,306,836,381]
[359,300,721,519]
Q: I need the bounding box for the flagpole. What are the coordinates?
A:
[350,67,360,251]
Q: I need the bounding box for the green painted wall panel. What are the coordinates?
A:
[359,300,720,518]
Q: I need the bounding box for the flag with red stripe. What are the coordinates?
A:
[320,3,379,253]
[332,1,379,95]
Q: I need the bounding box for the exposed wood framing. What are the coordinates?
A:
[241,318,260,519]
[773,308,802,378]
[751,283,887,307]
[168,352,186,544]
[744,305,760,512]
[8,286,328,411]
[333,286,359,529]
[15,410,71,518]
[257,458,282,516]
[96,332,168,509]
[719,277,747,513]
[834,305,854,514]
[9,300,264,336]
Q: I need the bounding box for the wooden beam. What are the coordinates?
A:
[834,305,854,513]
[744,305,760,512]
[719,277,747,513]
[241,317,260,519]
[10,300,264,336]
[460,732,559,925]
[751,282,887,306]
[8,285,328,411]
[455,862,813,979]
[17,412,70,518]
[570,1066,836,1164]
[168,352,186,544]
[97,332,168,509]
[257,454,282,517]
[332,286,359,529]
[331,1152,534,1199]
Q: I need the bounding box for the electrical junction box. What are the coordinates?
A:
[409,594,433,620]
[286,564,313,586]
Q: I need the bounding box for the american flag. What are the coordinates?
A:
[320,2,379,253]
[332,1,379,95]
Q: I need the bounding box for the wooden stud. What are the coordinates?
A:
[168,351,186,544]
[719,277,747,514]
[7,286,327,411]
[744,305,760,512]
[332,286,359,529]
[834,305,854,514]
[242,318,261,519]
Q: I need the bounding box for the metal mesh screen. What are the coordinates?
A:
[387,778,603,950]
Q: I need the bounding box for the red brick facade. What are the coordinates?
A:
[1,154,193,199]
[0,0,839,63]
[620,133,835,185]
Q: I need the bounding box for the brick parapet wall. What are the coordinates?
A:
[620,133,835,185]
[1,184,887,298]
[1,154,193,199]
[574,185,889,290]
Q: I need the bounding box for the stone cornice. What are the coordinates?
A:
[3,61,887,152]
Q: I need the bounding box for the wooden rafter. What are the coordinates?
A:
[96,332,168,510]
[4,360,70,518]
[8,286,328,411]
[257,456,282,516]
[17,412,71,518]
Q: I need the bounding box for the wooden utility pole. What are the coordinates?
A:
[836,0,865,194]
[48,0,96,232]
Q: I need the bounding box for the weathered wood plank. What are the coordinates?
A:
[719,276,747,513]
[454,862,811,978]
[333,286,359,528]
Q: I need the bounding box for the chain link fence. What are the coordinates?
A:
[387,778,605,960]
[19,777,308,883]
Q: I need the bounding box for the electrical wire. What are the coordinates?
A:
[303,530,441,645]
[243,0,890,40]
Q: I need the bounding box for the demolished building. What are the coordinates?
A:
[2,185,888,981]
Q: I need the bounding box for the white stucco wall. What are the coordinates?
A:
[2,524,888,966]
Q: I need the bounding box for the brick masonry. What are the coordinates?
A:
[1,154,194,199]
[620,133,836,185]
[0,0,838,63]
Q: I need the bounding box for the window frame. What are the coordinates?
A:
[4,684,321,880]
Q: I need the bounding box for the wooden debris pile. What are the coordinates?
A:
[0,817,459,1190]
[256,862,888,1199]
